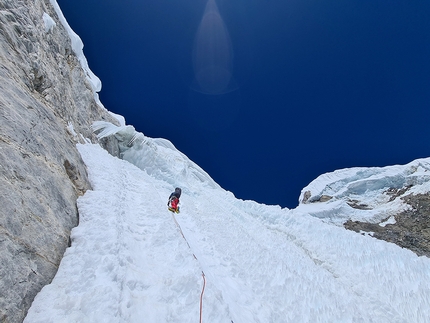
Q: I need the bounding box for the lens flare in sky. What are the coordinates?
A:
[191,0,236,95]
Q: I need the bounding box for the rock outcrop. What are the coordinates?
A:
[0,1,118,322]
[299,162,430,259]
[345,193,430,257]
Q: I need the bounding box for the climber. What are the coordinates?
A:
[167,187,181,213]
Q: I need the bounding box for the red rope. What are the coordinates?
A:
[200,272,206,323]
[171,213,206,323]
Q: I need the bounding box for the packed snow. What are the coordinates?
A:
[24,122,430,323]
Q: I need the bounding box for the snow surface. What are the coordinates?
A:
[42,12,56,33]
[25,123,430,323]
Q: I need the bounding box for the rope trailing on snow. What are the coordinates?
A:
[171,212,206,322]
[200,271,206,323]
[151,187,207,320]
[171,213,192,249]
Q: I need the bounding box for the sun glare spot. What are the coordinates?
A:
[191,0,236,95]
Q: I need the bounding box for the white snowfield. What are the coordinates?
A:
[25,122,430,323]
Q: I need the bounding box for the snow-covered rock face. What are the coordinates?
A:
[0,1,118,322]
[344,193,430,257]
[298,160,430,256]
[299,160,430,224]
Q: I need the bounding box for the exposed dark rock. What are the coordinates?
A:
[385,185,413,202]
[301,191,332,203]
[346,199,372,210]
[99,135,121,158]
[302,190,311,203]
[319,195,333,202]
[345,193,430,257]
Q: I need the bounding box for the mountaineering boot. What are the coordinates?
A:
[168,206,180,213]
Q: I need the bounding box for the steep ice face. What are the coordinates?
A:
[92,121,220,193]
[298,159,430,225]
[92,119,430,231]
[22,117,430,322]
[92,120,430,227]
[24,141,430,323]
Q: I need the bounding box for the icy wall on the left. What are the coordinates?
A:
[0,1,119,322]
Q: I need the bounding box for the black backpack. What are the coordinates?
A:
[174,187,181,198]
[169,187,182,201]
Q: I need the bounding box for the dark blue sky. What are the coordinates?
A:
[58,0,430,208]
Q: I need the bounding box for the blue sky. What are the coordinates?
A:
[58,0,430,208]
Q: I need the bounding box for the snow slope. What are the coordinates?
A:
[25,123,430,323]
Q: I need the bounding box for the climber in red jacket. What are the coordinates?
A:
[167,187,181,213]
